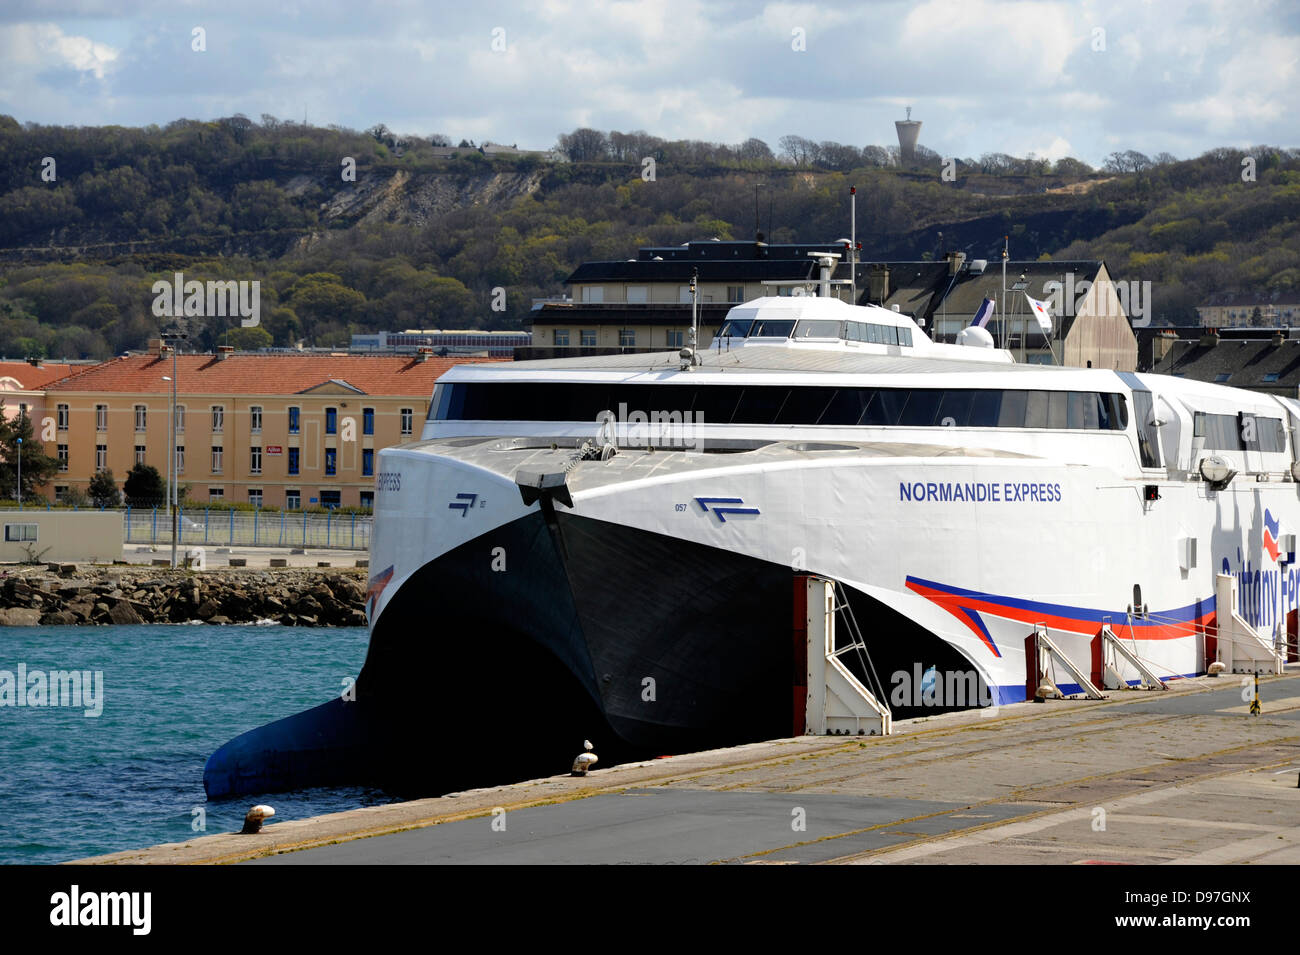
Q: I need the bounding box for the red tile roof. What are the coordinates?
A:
[44,354,507,396]
[0,361,79,390]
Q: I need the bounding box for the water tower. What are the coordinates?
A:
[895,106,921,165]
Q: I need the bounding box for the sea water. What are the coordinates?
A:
[0,623,393,864]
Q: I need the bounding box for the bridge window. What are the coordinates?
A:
[433,382,1129,432]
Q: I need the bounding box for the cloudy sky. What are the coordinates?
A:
[0,0,1295,165]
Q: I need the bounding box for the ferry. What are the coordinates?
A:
[206,295,1296,796]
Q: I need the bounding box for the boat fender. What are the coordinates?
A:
[241,804,276,834]
[571,739,598,776]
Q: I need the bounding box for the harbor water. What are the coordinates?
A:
[0,623,395,865]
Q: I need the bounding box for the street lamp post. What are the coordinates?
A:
[15,435,21,510]
[163,375,174,565]
[161,328,186,568]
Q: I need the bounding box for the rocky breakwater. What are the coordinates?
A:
[0,567,368,627]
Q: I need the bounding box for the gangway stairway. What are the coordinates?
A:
[797,576,892,737]
[1211,574,1286,675]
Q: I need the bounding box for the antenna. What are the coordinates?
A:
[849,186,857,302]
[689,267,699,366]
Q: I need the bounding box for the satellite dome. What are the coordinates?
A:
[957,326,996,349]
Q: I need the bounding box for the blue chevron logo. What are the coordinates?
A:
[449,492,477,517]
[695,496,760,523]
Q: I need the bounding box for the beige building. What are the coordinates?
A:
[1196,293,1300,328]
[0,510,122,562]
[41,347,499,510]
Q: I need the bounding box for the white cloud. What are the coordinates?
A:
[900,0,1082,87]
[1,22,119,79]
[1171,33,1300,132]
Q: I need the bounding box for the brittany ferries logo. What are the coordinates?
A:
[1264,509,1281,562]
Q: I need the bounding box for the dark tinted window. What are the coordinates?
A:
[1196,411,1286,453]
[750,320,795,338]
[434,382,1129,432]
[1132,391,1161,468]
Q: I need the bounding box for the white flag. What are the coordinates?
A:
[1025,293,1053,334]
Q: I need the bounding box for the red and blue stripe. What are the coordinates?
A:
[905,575,1216,658]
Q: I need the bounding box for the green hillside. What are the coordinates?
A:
[1,115,1296,358]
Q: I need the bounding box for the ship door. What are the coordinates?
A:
[1131,390,1163,470]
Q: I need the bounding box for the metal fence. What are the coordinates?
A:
[120,507,372,550]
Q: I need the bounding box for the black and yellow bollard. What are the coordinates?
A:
[1249,673,1261,716]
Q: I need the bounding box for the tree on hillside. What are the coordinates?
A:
[557,128,608,162]
[88,469,120,508]
[287,273,367,345]
[778,135,818,166]
[1053,157,1093,177]
[124,463,166,507]
[736,138,773,163]
[0,404,58,500]
[224,325,273,350]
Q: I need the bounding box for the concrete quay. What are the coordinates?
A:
[76,668,1300,865]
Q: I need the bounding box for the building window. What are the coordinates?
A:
[288,447,300,475]
[553,329,570,347]
[580,329,597,347]
[4,523,38,542]
[54,485,69,504]
[175,405,185,433]
[363,407,374,435]
[135,445,146,466]
[248,488,263,508]
[57,404,69,430]
[626,286,648,304]
[95,445,107,471]
[360,490,374,511]
[325,448,337,476]
[250,446,262,474]
[400,408,413,435]
[288,406,300,434]
[727,286,745,303]
[211,405,224,433]
[285,490,301,510]
[320,490,341,509]
[581,286,604,304]
[134,404,147,431]
[326,407,337,434]
[57,444,68,472]
[211,446,223,473]
[96,405,107,432]
[208,487,224,502]
[175,446,184,474]
[666,330,684,347]
[250,405,262,433]
[619,329,636,347]
[362,448,374,476]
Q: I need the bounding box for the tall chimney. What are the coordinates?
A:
[869,265,891,304]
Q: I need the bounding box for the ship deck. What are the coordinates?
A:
[78,667,1300,865]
